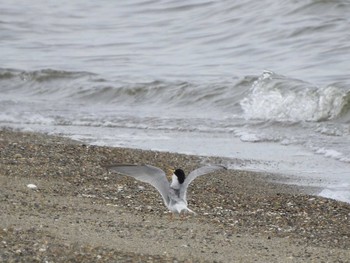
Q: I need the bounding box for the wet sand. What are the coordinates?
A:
[0,129,349,262]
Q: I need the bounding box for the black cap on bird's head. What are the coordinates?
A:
[174,169,185,184]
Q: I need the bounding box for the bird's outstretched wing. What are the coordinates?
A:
[180,165,226,200]
[107,164,171,205]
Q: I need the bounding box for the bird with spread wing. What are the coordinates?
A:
[107,164,226,215]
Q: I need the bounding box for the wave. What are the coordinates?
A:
[0,68,93,81]
[1,68,349,124]
[240,71,350,122]
[0,68,247,110]
[0,68,96,98]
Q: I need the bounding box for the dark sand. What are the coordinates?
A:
[0,129,349,262]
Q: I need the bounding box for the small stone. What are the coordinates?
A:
[39,246,47,252]
[27,184,38,190]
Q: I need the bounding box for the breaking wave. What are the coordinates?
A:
[240,71,350,122]
[1,68,350,125]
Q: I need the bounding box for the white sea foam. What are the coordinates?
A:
[312,147,350,163]
[0,113,18,124]
[319,183,350,203]
[239,133,261,142]
[0,112,55,126]
[315,148,343,159]
[240,71,348,122]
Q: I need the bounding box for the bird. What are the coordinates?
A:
[107,164,226,215]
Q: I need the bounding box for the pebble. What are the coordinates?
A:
[27,184,38,190]
[14,153,23,159]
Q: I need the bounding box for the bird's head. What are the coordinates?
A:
[166,167,186,184]
[174,168,185,184]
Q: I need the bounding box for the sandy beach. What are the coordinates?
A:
[0,129,349,262]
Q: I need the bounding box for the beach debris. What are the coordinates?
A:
[81,193,97,198]
[27,184,38,190]
[117,185,124,192]
[137,185,145,190]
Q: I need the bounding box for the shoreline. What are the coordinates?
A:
[1,129,349,262]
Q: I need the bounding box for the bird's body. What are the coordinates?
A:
[107,164,226,215]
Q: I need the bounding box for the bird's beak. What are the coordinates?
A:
[166,166,175,180]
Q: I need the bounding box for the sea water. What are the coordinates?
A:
[1,0,349,202]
